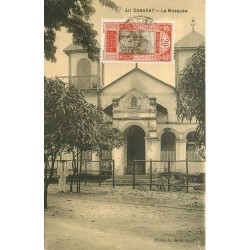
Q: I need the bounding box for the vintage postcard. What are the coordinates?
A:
[44,0,205,249]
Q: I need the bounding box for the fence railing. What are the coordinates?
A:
[132,159,205,192]
[44,159,205,193]
[56,76,100,91]
[44,159,115,192]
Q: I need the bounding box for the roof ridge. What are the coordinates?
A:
[101,67,176,91]
[175,30,205,48]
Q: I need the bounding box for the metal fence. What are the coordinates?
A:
[44,159,115,192]
[56,76,100,91]
[132,159,205,192]
[44,159,205,192]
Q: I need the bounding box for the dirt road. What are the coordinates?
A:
[45,184,205,250]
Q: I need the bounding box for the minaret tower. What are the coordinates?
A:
[63,43,102,106]
[174,18,205,90]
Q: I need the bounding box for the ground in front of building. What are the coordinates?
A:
[45,184,205,250]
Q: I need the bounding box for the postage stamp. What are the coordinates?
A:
[101,19,174,63]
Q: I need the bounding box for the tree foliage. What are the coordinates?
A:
[44,77,66,161]
[176,43,205,145]
[44,77,124,160]
[44,77,124,208]
[44,0,120,62]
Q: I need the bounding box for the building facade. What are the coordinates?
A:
[61,28,205,175]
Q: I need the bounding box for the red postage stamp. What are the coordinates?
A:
[101,20,174,63]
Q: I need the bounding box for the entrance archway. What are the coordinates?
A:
[125,125,145,174]
[161,131,176,161]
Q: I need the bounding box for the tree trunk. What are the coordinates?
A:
[77,149,79,192]
[70,156,77,192]
[44,183,49,209]
[44,159,55,209]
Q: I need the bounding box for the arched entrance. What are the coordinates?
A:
[161,131,176,161]
[125,125,145,174]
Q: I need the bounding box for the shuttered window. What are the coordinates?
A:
[131,96,138,108]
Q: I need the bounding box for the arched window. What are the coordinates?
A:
[161,131,176,161]
[131,96,138,107]
[77,58,91,76]
[130,95,138,108]
[76,58,91,89]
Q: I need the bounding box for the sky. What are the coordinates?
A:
[44,0,205,87]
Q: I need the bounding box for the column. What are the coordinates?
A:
[112,146,125,175]
[175,139,187,172]
[144,137,161,173]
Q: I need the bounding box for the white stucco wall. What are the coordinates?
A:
[176,50,195,73]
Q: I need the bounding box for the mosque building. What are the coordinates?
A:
[60,25,205,175]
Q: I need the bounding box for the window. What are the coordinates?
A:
[130,95,139,108]
[77,58,91,76]
[161,131,176,161]
[76,58,91,89]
